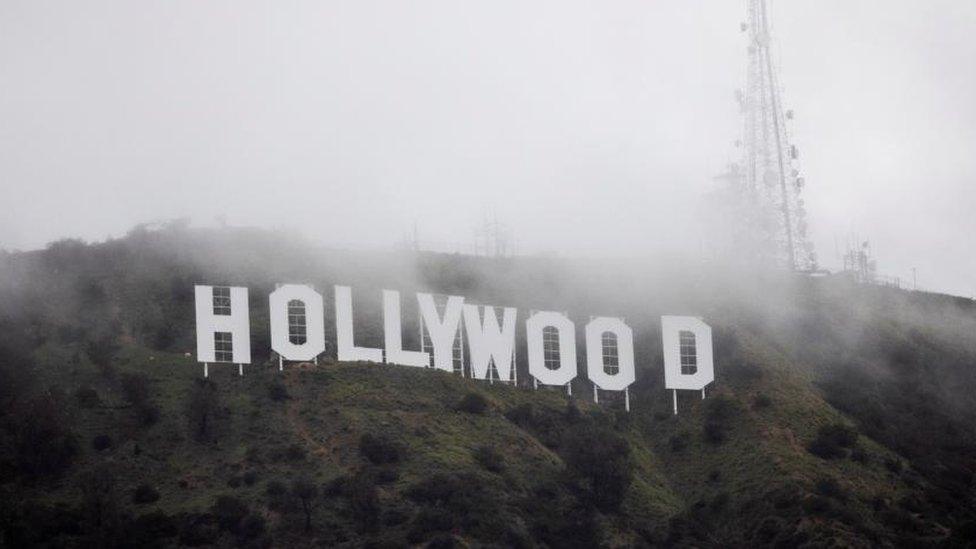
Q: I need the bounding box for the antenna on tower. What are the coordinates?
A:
[473,210,513,258]
[725,0,816,272]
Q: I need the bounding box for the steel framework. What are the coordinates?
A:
[732,0,816,271]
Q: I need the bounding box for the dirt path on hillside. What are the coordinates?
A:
[281,370,335,460]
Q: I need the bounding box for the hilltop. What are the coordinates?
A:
[1,224,975,548]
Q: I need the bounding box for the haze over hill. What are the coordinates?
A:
[1,225,975,547]
[2,1,975,296]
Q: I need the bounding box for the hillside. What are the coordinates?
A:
[1,224,976,548]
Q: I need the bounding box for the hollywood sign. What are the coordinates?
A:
[194,284,715,413]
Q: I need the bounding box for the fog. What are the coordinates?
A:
[1,1,974,297]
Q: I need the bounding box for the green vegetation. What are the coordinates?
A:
[0,224,975,546]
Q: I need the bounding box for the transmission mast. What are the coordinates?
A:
[732,0,816,271]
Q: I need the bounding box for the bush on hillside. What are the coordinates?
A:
[78,465,121,543]
[85,336,119,377]
[178,513,219,546]
[131,511,178,541]
[8,392,78,478]
[670,432,691,453]
[359,433,402,465]
[504,403,535,427]
[265,479,288,511]
[808,423,859,460]
[92,434,113,451]
[291,476,318,532]
[133,483,160,504]
[75,386,100,408]
[564,401,582,423]
[456,392,489,415]
[238,513,266,541]
[211,495,248,533]
[186,379,220,442]
[347,471,381,533]
[561,424,634,511]
[473,445,506,473]
[268,380,289,402]
[120,373,161,426]
[815,477,849,502]
[243,470,258,486]
[703,395,742,445]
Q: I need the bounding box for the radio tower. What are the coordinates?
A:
[730,0,816,271]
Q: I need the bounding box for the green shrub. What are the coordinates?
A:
[266,479,288,511]
[408,508,455,543]
[425,533,462,548]
[238,513,266,540]
[752,516,787,545]
[132,510,178,540]
[347,471,381,533]
[456,392,489,415]
[179,513,219,546]
[243,470,258,486]
[360,433,402,465]
[473,445,506,473]
[266,479,287,497]
[564,401,582,422]
[808,423,859,459]
[702,395,741,445]
[133,483,160,504]
[374,466,400,485]
[505,403,534,426]
[815,477,849,502]
[211,495,248,532]
[92,434,113,451]
[669,433,690,452]
[268,381,289,402]
[85,336,119,376]
[561,424,634,511]
[703,421,728,444]
[186,379,220,442]
[9,393,78,478]
[884,458,904,474]
[291,476,318,532]
[75,386,100,408]
[405,472,493,517]
[802,495,836,516]
[284,443,306,461]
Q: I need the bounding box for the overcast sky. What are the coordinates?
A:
[1,1,974,296]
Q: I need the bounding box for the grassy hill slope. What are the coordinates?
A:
[1,224,975,548]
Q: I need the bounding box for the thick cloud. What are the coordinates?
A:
[1,0,973,296]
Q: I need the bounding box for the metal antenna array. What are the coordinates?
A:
[728,0,816,271]
[474,210,514,258]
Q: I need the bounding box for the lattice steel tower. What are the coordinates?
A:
[731,0,816,271]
